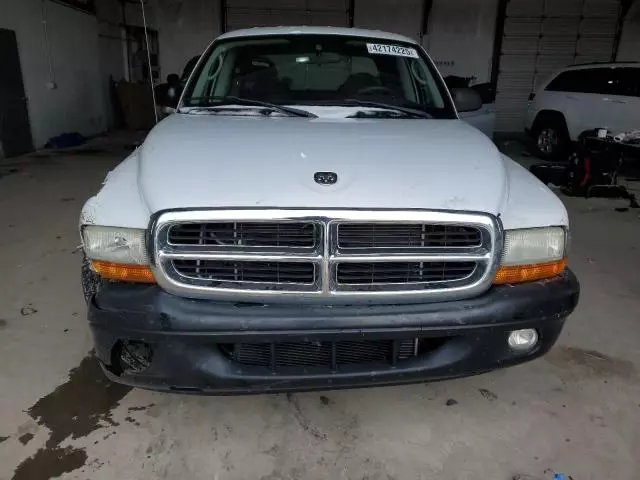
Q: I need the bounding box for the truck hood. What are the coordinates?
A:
[138,114,507,214]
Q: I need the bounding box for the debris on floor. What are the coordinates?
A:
[513,473,573,480]
[44,132,86,150]
[20,304,37,316]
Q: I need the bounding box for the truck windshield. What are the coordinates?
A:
[181,34,456,119]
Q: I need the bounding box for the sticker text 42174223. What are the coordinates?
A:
[366,43,419,59]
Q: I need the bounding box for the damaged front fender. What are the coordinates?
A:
[80,152,151,230]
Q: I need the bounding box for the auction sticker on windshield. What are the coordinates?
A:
[367,43,419,58]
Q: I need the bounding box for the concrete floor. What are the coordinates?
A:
[1,137,639,480]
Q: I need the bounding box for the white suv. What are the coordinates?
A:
[525,63,640,159]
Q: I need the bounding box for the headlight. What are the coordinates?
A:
[82,226,154,283]
[495,227,568,285]
[82,226,149,264]
[501,227,566,266]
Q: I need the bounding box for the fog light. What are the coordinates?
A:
[508,329,538,350]
[117,340,152,374]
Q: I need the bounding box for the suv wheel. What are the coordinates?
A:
[533,116,570,160]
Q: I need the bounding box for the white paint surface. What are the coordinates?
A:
[137,114,507,215]
[499,154,569,230]
[0,0,106,148]
[82,114,567,232]
[81,151,151,229]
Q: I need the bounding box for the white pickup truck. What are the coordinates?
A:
[80,27,579,394]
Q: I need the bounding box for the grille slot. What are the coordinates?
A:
[338,223,482,249]
[223,339,420,370]
[168,222,317,248]
[173,260,316,285]
[336,262,477,285]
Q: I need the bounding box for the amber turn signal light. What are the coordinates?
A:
[92,261,156,284]
[494,258,568,285]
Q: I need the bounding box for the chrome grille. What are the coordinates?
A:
[336,262,477,286]
[173,260,316,285]
[168,222,317,248]
[338,224,482,249]
[153,209,501,305]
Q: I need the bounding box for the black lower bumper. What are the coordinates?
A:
[88,270,579,394]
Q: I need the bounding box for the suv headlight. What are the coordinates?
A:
[494,227,568,285]
[82,226,155,283]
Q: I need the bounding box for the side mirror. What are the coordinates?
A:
[154,80,182,109]
[167,73,180,86]
[451,87,483,113]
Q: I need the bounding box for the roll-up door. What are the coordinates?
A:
[495,0,622,132]
[224,0,350,32]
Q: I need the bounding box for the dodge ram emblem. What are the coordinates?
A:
[314,171,338,185]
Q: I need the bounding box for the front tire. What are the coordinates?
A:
[533,115,570,161]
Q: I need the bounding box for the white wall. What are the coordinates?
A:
[617,1,640,62]
[152,0,221,79]
[0,0,106,148]
[354,0,423,41]
[354,0,498,83]
[424,0,499,83]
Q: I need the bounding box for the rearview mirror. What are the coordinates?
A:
[451,88,483,113]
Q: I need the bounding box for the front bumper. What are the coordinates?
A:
[88,270,579,394]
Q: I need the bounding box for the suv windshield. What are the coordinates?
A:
[181,34,456,119]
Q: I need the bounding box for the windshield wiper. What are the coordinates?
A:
[342,99,432,119]
[182,96,317,118]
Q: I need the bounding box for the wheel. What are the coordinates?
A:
[81,253,100,304]
[532,115,570,161]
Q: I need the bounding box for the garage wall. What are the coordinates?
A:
[425,0,499,82]
[225,0,349,31]
[353,0,499,82]
[146,0,500,89]
[152,0,221,79]
[96,0,127,129]
[617,1,640,62]
[0,0,106,148]
[354,0,423,41]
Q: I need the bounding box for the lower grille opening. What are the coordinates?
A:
[221,338,446,372]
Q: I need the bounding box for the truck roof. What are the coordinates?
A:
[563,61,639,70]
[217,26,417,45]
